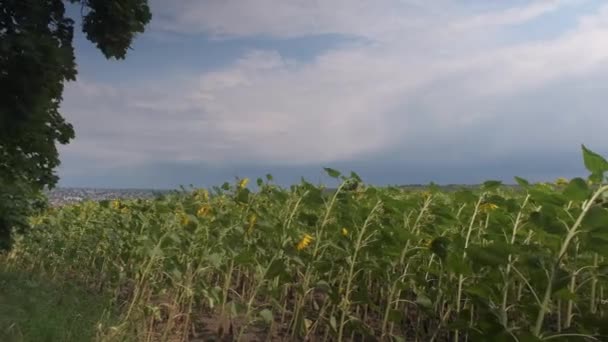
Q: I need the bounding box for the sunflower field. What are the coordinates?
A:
[4,145,608,341]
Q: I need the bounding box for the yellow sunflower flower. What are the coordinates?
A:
[181,215,190,226]
[111,200,121,210]
[238,178,250,189]
[479,203,499,213]
[30,216,43,226]
[296,234,314,251]
[197,205,211,218]
[195,189,210,201]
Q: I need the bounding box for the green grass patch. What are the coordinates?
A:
[0,270,113,342]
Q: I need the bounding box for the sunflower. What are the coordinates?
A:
[195,189,210,201]
[111,200,121,210]
[197,205,211,218]
[296,234,314,251]
[479,203,499,213]
[181,214,190,226]
[238,178,250,189]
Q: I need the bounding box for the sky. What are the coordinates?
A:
[57,0,608,189]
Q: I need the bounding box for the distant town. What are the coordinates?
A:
[46,188,172,206]
[46,183,523,206]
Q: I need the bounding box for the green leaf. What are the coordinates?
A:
[147,245,163,258]
[584,230,608,257]
[528,206,567,235]
[583,206,608,230]
[563,177,590,202]
[528,188,567,207]
[323,167,341,178]
[465,285,493,300]
[455,190,477,204]
[514,176,530,188]
[387,309,403,323]
[329,315,337,332]
[207,253,223,269]
[468,244,510,267]
[265,259,287,279]
[446,253,473,275]
[482,180,502,191]
[315,280,331,294]
[235,188,250,203]
[429,236,450,261]
[415,292,433,309]
[582,144,608,177]
[259,309,273,324]
[554,288,576,301]
[167,232,181,244]
[551,267,571,294]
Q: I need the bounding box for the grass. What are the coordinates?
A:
[0,269,113,342]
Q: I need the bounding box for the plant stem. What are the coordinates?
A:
[337,201,381,342]
[455,196,484,342]
[501,195,530,327]
[533,185,608,336]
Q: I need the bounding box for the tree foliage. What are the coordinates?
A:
[0,0,151,249]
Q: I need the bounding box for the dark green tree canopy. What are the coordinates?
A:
[1,0,151,188]
[0,0,151,248]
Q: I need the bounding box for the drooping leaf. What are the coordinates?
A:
[528,206,567,235]
[582,206,608,230]
[551,267,571,294]
[563,177,590,202]
[455,189,477,204]
[467,243,511,268]
[429,236,450,261]
[514,176,530,188]
[323,167,341,179]
[482,180,502,191]
[350,171,362,182]
[528,188,567,207]
[265,258,287,279]
[445,254,473,275]
[235,188,250,204]
[329,315,337,332]
[415,292,433,309]
[582,144,608,178]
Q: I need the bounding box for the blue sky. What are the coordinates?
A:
[57,0,608,189]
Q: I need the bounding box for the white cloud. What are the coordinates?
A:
[149,0,570,40]
[59,0,608,173]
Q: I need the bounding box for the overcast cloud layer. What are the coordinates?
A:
[58,0,608,188]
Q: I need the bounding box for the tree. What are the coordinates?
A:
[0,0,152,249]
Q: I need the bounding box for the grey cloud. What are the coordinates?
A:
[56,0,608,187]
